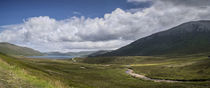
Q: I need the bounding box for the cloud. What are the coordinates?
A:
[73,11,81,15]
[162,0,210,7]
[127,0,152,3]
[0,0,210,52]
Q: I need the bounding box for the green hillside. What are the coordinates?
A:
[0,42,43,56]
[88,50,112,57]
[99,20,210,56]
[0,53,55,88]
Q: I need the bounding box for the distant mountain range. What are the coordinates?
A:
[0,42,43,56]
[88,50,112,57]
[0,42,108,57]
[98,20,210,56]
[44,51,97,57]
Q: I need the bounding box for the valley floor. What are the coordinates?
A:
[125,69,179,82]
[0,53,210,88]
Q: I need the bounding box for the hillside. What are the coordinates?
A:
[88,50,112,57]
[0,42,43,56]
[99,20,210,56]
[0,53,55,88]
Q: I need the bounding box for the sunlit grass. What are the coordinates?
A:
[0,58,54,88]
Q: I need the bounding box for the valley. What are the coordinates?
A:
[0,53,209,88]
[0,20,210,88]
[1,0,210,87]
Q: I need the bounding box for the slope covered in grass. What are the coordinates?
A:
[0,42,43,56]
[0,53,54,88]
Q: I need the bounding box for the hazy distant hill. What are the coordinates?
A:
[88,50,112,57]
[43,52,68,56]
[99,20,210,56]
[0,42,43,56]
[45,51,96,57]
[66,51,96,57]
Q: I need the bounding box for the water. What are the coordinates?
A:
[27,55,77,59]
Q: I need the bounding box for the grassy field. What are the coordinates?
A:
[0,54,54,88]
[0,53,210,88]
[83,54,210,80]
[131,57,210,81]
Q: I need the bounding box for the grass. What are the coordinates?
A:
[0,53,210,88]
[83,55,210,81]
[0,55,54,88]
[130,56,210,81]
[0,42,43,56]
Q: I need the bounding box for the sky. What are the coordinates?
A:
[0,0,210,52]
[0,0,150,26]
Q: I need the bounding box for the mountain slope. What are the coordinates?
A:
[66,51,96,57]
[0,53,55,88]
[0,42,43,56]
[88,50,112,57]
[100,20,210,56]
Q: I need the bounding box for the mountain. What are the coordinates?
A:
[0,42,43,56]
[99,20,210,56]
[66,51,96,57]
[43,52,68,56]
[88,50,112,57]
[45,51,96,57]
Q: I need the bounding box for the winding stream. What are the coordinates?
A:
[126,69,210,83]
[126,69,179,83]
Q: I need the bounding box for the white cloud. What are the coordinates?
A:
[73,11,81,15]
[127,0,152,3]
[0,0,210,52]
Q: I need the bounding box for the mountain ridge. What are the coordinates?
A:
[0,42,43,56]
[98,20,210,56]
